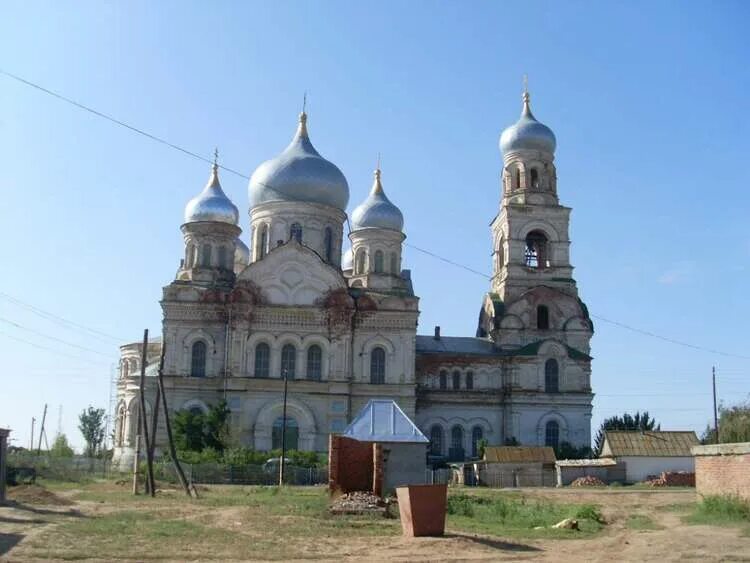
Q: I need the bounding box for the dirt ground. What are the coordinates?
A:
[1,485,748,562]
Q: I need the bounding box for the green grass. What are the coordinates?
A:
[625,514,662,531]
[684,495,750,527]
[446,491,605,539]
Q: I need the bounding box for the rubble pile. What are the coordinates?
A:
[329,491,387,515]
[643,471,695,487]
[570,476,607,487]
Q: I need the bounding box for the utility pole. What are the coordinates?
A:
[37,404,47,455]
[279,368,289,487]
[138,329,156,497]
[712,366,719,444]
[30,418,35,450]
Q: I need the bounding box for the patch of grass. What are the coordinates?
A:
[684,495,750,527]
[446,491,605,539]
[625,514,662,531]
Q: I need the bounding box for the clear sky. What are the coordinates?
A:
[1,1,748,451]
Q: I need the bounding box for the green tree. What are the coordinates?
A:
[78,406,107,458]
[173,401,230,453]
[50,433,75,457]
[593,411,660,456]
[702,400,750,444]
[554,441,592,460]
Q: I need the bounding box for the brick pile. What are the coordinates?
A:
[643,471,695,487]
[329,491,387,515]
[570,476,606,487]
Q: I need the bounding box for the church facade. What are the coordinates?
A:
[112,90,594,469]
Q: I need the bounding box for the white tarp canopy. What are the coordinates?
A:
[342,399,429,444]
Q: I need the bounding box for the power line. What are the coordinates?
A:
[0,330,110,367]
[0,317,113,358]
[0,69,248,180]
[0,291,124,343]
[4,69,747,363]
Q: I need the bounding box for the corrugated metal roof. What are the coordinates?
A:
[602,431,699,457]
[484,446,557,464]
[416,335,499,356]
[556,458,618,467]
[341,400,429,444]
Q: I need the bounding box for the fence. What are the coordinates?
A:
[7,455,114,482]
[426,466,556,488]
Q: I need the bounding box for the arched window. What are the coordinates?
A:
[390,252,398,274]
[121,361,129,378]
[218,246,227,269]
[439,370,447,390]
[545,420,560,449]
[259,225,268,259]
[496,241,504,269]
[370,347,385,384]
[374,250,384,273]
[190,341,207,377]
[272,416,299,450]
[429,425,443,456]
[201,244,212,267]
[545,359,559,393]
[306,345,322,381]
[471,426,483,458]
[254,343,270,378]
[324,227,333,263]
[290,223,302,243]
[537,305,550,330]
[466,371,474,390]
[530,168,539,188]
[186,244,196,267]
[355,249,366,275]
[452,370,461,390]
[514,168,521,190]
[116,405,126,446]
[281,344,296,379]
[450,425,464,460]
[524,230,548,269]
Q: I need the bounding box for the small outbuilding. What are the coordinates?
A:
[555,457,626,486]
[476,446,557,487]
[329,400,429,496]
[601,431,699,483]
[692,442,750,501]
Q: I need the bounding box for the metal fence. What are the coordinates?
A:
[6,455,114,482]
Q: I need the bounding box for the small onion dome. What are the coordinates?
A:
[499,91,556,155]
[351,169,404,232]
[234,238,250,271]
[184,162,239,225]
[341,247,353,271]
[249,112,349,210]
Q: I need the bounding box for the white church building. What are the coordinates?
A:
[113,89,594,469]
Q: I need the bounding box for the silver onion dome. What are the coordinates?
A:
[341,247,353,271]
[234,238,250,271]
[249,112,349,210]
[499,91,556,155]
[184,162,239,225]
[351,169,404,232]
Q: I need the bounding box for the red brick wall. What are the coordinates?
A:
[329,435,377,495]
[695,453,750,500]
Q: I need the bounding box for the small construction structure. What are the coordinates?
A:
[555,457,626,486]
[601,431,699,483]
[329,400,429,497]
[0,428,9,504]
[472,446,557,487]
[692,442,750,501]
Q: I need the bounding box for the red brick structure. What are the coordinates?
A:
[328,434,384,496]
[692,443,750,501]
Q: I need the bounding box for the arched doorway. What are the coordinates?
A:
[272,416,299,451]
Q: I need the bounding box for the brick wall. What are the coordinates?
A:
[692,443,750,501]
[329,435,383,496]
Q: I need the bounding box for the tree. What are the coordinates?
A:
[593,411,660,456]
[50,433,75,458]
[173,401,230,453]
[555,441,592,460]
[702,400,750,444]
[78,406,107,458]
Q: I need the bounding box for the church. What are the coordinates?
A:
[112,89,594,469]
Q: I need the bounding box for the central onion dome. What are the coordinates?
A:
[351,169,404,232]
[184,162,239,225]
[249,112,349,210]
[500,91,556,155]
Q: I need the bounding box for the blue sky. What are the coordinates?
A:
[1,1,748,451]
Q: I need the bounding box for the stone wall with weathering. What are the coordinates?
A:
[692,442,750,501]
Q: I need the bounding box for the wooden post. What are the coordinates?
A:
[131,434,141,495]
[712,366,719,444]
[138,329,156,497]
[156,340,196,498]
[148,384,161,463]
[37,404,47,455]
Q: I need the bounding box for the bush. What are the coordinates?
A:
[693,495,750,522]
